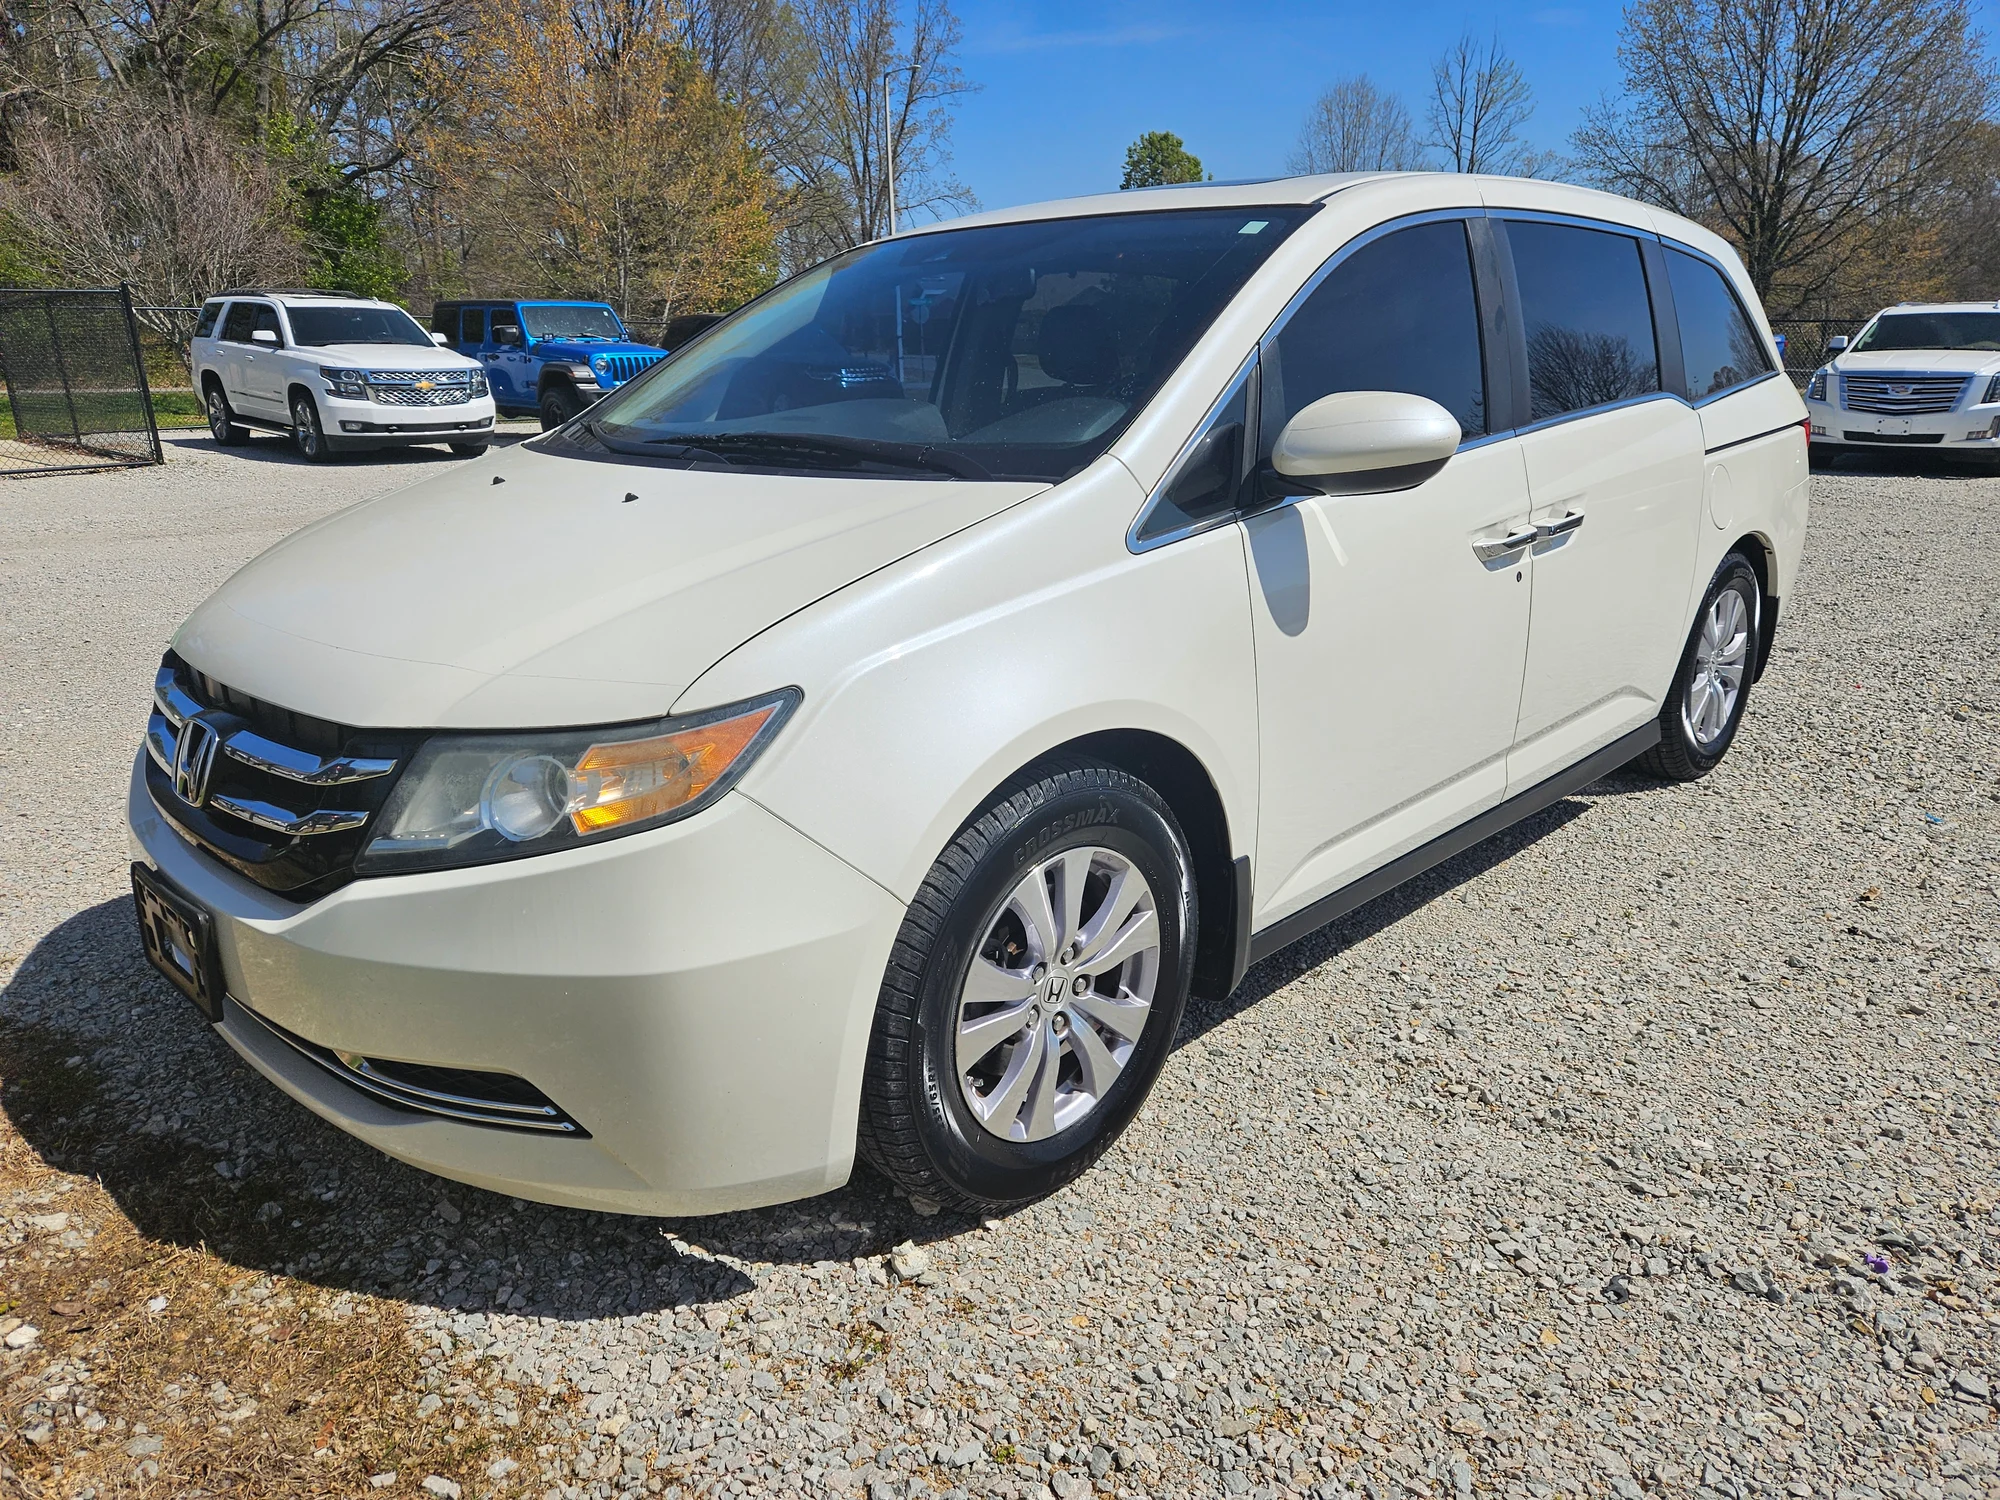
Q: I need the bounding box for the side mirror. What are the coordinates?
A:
[1267,390,1460,496]
[1825,335,1849,354]
[494,325,523,347]
[432,331,450,346]
[250,329,278,346]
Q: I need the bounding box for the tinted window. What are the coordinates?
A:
[460,308,487,347]
[286,305,432,347]
[1667,248,1772,399]
[1136,366,1248,544]
[220,302,261,343]
[1507,220,1659,422]
[194,301,223,339]
[1263,219,1485,449]
[1853,310,2000,352]
[575,207,1315,484]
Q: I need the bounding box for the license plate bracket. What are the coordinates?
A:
[131,863,224,1023]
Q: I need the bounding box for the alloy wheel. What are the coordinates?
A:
[954,846,1160,1142]
[1683,586,1750,746]
[207,391,230,441]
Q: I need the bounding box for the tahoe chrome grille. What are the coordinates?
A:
[366,370,479,406]
[1841,372,1969,414]
[143,653,421,900]
[237,1005,586,1135]
[599,352,664,384]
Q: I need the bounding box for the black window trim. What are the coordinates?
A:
[1127,350,1258,554]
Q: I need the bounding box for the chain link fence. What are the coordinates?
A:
[0,286,164,476]
[1769,311,1877,389]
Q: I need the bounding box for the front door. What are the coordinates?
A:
[1245,218,1535,931]
[1499,219,1704,791]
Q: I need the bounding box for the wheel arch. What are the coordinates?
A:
[199,368,225,397]
[981,728,1246,1005]
[284,379,321,414]
[1725,530,1779,680]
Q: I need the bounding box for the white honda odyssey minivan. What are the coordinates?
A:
[128,174,1809,1217]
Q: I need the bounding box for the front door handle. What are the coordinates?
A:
[1536,509,1585,542]
[1472,524,1539,561]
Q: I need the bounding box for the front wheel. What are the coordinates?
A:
[449,442,489,457]
[539,384,586,431]
[857,759,1196,1215]
[1637,554,1761,781]
[290,394,336,463]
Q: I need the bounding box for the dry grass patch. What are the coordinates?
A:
[0,1018,567,1498]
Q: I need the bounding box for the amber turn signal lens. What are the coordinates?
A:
[568,704,779,834]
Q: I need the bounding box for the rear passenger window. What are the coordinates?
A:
[1506,220,1660,422]
[1264,219,1486,447]
[1666,247,1773,401]
[460,308,486,348]
[194,301,224,339]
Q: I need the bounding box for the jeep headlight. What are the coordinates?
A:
[1805,367,1828,403]
[591,355,611,375]
[353,690,799,875]
[320,366,367,400]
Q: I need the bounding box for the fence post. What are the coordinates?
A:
[120,283,162,466]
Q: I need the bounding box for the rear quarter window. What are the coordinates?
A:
[1666,248,1774,400]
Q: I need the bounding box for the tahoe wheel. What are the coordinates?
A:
[1637,554,1761,781]
[290,394,336,463]
[857,759,1196,1215]
[206,384,247,446]
[449,441,490,457]
[539,384,586,431]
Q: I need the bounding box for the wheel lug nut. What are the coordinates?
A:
[1030,963,1046,982]
[1072,976,1089,994]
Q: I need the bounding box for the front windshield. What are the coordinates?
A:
[1854,312,2000,352]
[522,305,626,342]
[287,305,433,347]
[557,206,1315,483]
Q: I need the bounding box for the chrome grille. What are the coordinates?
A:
[600,352,664,384]
[365,369,479,407]
[1841,372,1970,414]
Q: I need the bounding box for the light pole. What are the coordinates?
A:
[881,63,919,237]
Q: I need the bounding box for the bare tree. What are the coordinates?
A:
[775,0,975,261]
[0,100,299,335]
[1427,32,1552,176]
[1289,75,1426,173]
[1571,0,1995,308]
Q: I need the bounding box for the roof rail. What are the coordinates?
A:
[216,287,366,299]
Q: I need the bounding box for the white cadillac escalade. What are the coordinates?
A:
[1804,301,2000,463]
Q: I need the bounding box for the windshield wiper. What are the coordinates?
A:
[691,432,992,481]
[581,422,736,467]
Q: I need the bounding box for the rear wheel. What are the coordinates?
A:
[857,759,1196,1215]
[539,384,586,431]
[1637,554,1761,781]
[205,383,247,446]
[290,394,336,463]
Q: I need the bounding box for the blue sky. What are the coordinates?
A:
[942,0,2000,213]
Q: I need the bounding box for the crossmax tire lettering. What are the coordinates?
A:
[857,758,1196,1215]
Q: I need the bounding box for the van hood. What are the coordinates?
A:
[309,342,482,372]
[173,445,1043,729]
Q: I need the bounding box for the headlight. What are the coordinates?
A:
[320,365,367,399]
[353,689,799,875]
[1984,373,2000,405]
[468,369,489,397]
[1805,368,1828,403]
[591,355,611,374]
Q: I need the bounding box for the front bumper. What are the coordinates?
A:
[1805,396,2000,453]
[322,391,497,446]
[126,752,904,1215]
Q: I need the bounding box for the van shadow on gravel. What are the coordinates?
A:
[0,899,944,1324]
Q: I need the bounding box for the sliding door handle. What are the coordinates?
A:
[1472,524,1539,561]
[1536,509,1584,541]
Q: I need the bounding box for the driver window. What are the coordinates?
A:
[248,303,283,345]
[220,303,257,343]
[1263,219,1486,458]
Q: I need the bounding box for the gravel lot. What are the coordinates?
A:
[1,433,1998,1500]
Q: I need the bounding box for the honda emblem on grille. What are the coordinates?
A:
[172,715,222,807]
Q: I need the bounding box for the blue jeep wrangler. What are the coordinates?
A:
[431,299,669,429]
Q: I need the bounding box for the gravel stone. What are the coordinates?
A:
[4,441,2000,1497]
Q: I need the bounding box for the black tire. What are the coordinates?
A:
[1636,554,1762,781]
[539,384,585,431]
[449,442,490,457]
[857,758,1196,1215]
[205,382,247,446]
[290,393,336,463]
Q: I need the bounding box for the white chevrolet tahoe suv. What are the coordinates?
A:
[1803,301,2000,463]
[132,176,1807,1218]
[191,289,497,461]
